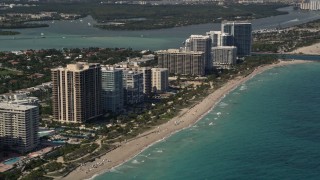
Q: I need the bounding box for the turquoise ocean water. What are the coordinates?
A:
[96,62,320,180]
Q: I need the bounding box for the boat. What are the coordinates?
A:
[88,23,91,26]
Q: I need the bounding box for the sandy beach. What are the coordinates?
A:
[290,42,320,55]
[62,60,309,180]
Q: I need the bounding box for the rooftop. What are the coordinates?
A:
[0,102,37,111]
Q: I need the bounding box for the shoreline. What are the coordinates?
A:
[290,42,320,55]
[62,60,310,180]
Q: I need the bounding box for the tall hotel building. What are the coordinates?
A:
[206,31,233,47]
[0,103,39,153]
[221,21,252,56]
[136,67,152,97]
[101,66,123,113]
[157,49,205,76]
[114,65,152,98]
[211,46,237,69]
[151,68,169,93]
[122,70,144,105]
[184,35,212,72]
[51,62,102,123]
[301,0,320,10]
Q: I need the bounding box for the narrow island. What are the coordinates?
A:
[0,3,287,30]
[0,30,20,35]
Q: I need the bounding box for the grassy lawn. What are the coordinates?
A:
[0,68,21,75]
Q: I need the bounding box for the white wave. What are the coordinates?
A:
[132,159,140,164]
[239,85,247,91]
[218,102,228,107]
[216,112,222,116]
[86,174,99,180]
[269,72,278,75]
[138,154,148,158]
[209,122,214,126]
[109,168,123,174]
[281,18,299,25]
[214,117,218,120]
[123,165,136,169]
[155,149,163,153]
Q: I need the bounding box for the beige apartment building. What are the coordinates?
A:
[0,103,39,153]
[51,62,101,123]
[157,49,205,76]
[151,68,169,93]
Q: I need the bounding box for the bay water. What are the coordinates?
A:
[2,7,320,51]
[96,62,320,179]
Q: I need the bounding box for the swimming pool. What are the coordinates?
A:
[3,157,20,165]
[51,140,66,144]
[38,130,55,137]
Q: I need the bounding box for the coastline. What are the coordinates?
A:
[290,42,320,55]
[62,60,310,180]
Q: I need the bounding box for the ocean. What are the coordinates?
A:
[95,62,320,180]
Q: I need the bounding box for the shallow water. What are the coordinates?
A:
[96,62,320,179]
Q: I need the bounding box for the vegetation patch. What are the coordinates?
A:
[0,3,287,30]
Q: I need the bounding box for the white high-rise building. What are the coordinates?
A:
[184,35,212,72]
[212,46,237,69]
[151,68,169,93]
[206,31,233,47]
[300,0,320,10]
[101,66,123,113]
[0,103,39,153]
[122,70,144,105]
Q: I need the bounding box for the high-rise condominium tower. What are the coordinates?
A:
[101,66,124,113]
[0,103,39,153]
[122,70,144,105]
[184,35,212,72]
[51,62,101,123]
[157,49,205,76]
[221,21,252,56]
[151,68,169,93]
[206,31,233,47]
[211,46,237,69]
